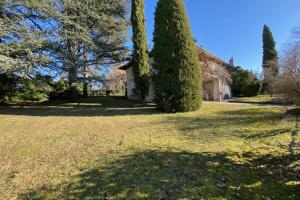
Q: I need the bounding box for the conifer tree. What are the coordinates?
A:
[0,0,52,73]
[0,0,129,101]
[262,25,278,94]
[131,0,150,102]
[153,0,202,112]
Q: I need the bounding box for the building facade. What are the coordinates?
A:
[120,47,232,102]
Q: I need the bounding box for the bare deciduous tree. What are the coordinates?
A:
[273,42,300,105]
[104,68,126,94]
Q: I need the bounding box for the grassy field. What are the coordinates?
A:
[0,96,299,200]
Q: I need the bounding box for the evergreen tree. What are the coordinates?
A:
[262,25,278,94]
[49,0,129,101]
[0,0,52,73]
[0,0,129,101]
[131,0,150,102]
[153,0,202,112]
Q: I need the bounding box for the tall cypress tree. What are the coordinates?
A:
[131,0,150,102]
[153,0,202,112]
[262,25,278,93]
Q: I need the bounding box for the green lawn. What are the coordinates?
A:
[229,95,284,105]
[0,96,299,200]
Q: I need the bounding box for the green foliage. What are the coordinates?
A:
[153,0,202,112]
[131,0,150,102]
[48,79,69,100]
[262,25,279,93]
[16,91,48,102]
[0,73,18,103]
[0,1,54,73]
[0,73,69,102]
[241,78,261,97]
[0,0,129,101]
[228,66,261,97]
[14,74,52,102]
[262,25,278,69]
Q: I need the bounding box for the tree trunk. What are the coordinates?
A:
[83,51,89,98]
[67,39,78,102]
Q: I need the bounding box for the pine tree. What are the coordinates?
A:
[153,0,202,112]
[131,0,150,102]
[262,25,278,94]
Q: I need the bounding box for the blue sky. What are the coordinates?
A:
[138,0,300,72]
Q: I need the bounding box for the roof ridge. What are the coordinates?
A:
[120,46,229,70]
[196,46,228,65]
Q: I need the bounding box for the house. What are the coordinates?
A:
[120,47,232,102]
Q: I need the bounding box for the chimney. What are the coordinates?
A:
[229,57,234,66]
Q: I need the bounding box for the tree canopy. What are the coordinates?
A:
[0,0,129,89]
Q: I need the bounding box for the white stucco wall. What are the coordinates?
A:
[220,79,232,100]
[203,78,231,101]
[213,78,222,101]
[125,67,155,102]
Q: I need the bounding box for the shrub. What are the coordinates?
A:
[48,80,69,100]
[228,66,261,97]
[18,91,48,102]
[0,73,64,102]
[16,76,51,102]
[241,78,262,97]
[0,73,18,103]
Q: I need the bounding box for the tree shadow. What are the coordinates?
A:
[0,96,160,117]
[160,108,285,137]
[243,128,292,140]
[19,150,300,200]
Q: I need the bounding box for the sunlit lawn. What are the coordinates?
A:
[0,96,299,200]
[230,95,284,105]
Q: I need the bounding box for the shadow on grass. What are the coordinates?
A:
[19,150,300,200]
[0,96,160,117]
[161,108,285,135]
[243,128,292,140]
